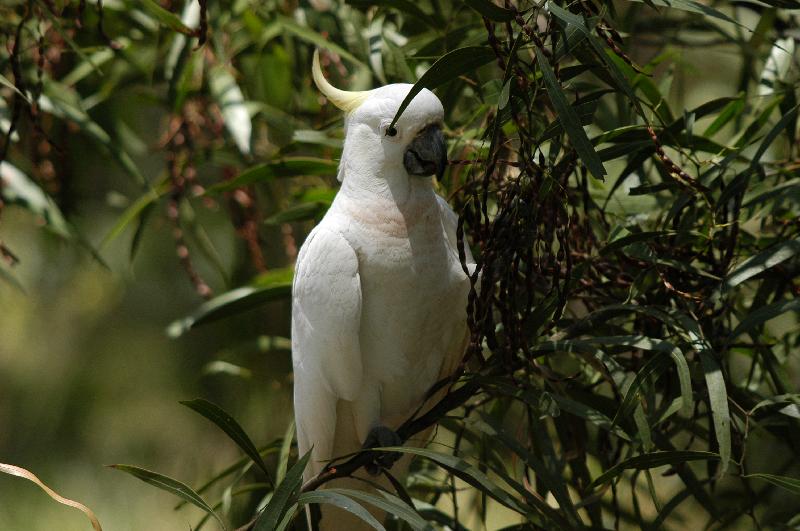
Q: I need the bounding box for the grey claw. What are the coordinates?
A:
[363,426,402,475]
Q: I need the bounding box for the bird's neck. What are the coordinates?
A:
[340,163,433,205]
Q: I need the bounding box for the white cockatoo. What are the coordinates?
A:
[291,50,474,529]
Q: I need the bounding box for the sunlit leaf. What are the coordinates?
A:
[297,490,385,530]
[0,463,103,531]
[209,65,252,156]
[725,237,800,289]
[0,162,71,238]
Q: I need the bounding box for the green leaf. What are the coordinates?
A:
[297,490,386,530]
[703,95,744,137]
[751,104,799,166]
[548,2,592,36]
[276,420,295,485]
[321,488,431,531]
[498,79,511,110]
[589,451,720,489]
[0,162,71,238]
[265,202,330,225]
[729,298,800,341]
[725,237,800,289]
[100,179,170,249]
[751,394,800,418]
[40,81,146,186]
[274,503,299,531]
[109,464,226,530]
[471,415,581,526]
[388,46,497,130]
[278,16,364,66]
[463,0,514,21]
[377,446,527,514]
[175,443,281,509]
[166,268,294,337]
[0,72,29,102]
[612,351,671,426]
[208,158,338,194]
[745,473,800,495]
[626,0,745,27]
[180,399,273,485]
[140,0,195,34]
[698,350,731,476]
[600,231,674,255]
[253,451,311,531]
[209,65,252,156]
[535,47,606,180]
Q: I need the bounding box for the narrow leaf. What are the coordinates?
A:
[0,162,71,238]
[109,464,225,529]
[279,17,364,66]
[589,451,719,489]
[167,268,294,337]
[0,463,102,531]
[377,446,527,514]
[208,158,338,194]
[535,47,606,180]
[180,399,273,484]
[209,65,252,156]
[140,0,195,34]
[388,46,497,130]
[323,488,431,530]
[745,473,800,496]
[751,104,799,165]
[729,299,800,341]
[698,350,731,476]
[297,490,385,530]
[627,0,744,27]
[725,237,800,289]
[253,451,311,531]
[276,420,295,485]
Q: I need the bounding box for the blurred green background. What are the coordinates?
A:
[0,167,294,529]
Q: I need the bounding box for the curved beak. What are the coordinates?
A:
[403,125,447,179]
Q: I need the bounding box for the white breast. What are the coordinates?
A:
[330,183,470,418]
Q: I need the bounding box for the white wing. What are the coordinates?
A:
[291,225,363,476]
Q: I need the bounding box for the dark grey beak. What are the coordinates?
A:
[403,125,447,179]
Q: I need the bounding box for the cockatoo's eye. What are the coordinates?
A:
[380,120,400,140]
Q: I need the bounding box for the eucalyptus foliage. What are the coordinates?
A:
[1,0,799,529]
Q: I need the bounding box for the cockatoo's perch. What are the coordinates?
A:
[291,50,475,530]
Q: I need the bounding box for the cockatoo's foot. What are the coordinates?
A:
[363,425,402,476]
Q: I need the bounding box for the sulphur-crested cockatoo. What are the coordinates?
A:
[292,50,474,529]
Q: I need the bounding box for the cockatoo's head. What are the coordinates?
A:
[312,50,447,185]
